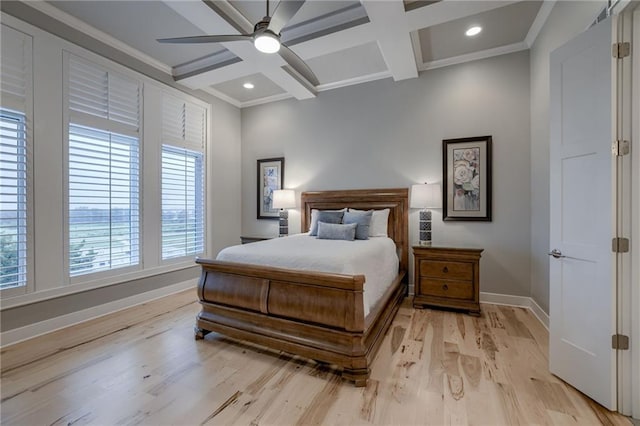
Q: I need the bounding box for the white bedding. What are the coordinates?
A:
[216,234,400,317]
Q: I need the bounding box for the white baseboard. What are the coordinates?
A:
[0,279,197,348]
[480,291,549,330]
[528,297,550,330]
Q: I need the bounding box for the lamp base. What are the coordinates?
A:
[278,210,289,237]
[418,209,432,246]
[418,240,432,247]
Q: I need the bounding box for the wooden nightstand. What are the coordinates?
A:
[413,245,483,315]
[240,235,273,244]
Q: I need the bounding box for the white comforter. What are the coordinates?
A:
[216,234,400,317]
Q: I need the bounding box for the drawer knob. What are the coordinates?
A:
[443,266,449,273]
[442,284,449,291]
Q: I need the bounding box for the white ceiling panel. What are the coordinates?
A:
[211,72,285,102]
[305,41,386,85]
[417,1,542,62]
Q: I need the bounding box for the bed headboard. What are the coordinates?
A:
[300,188,409,280]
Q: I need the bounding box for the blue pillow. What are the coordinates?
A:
[309,211,344,236]
[343,210,372,240]
[316,222,357,241]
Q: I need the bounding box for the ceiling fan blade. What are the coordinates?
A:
[268,0,305,34]
[157,34,251,44]
[279,44,319,86]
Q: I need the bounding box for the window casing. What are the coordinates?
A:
[1,23,32,295]
[66,54,141,279]
[161,95,206,261]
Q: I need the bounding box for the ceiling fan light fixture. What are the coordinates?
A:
[254,32,281,54]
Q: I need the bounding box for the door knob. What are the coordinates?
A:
[548,249,566,259]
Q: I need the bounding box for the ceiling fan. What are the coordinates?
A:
[158,0,319,86]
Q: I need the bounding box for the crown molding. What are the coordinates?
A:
[24,0,173,75]
[241,92,293,108]
[201,87,242,108]
[316,70,392,93]
[418,41,528,72]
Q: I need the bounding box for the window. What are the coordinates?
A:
[161,146,204,259]
[1,24,32,292]
[67,55,141,277]
[161,95,206,260]
[68,125,139,275]
[0,109,27,289]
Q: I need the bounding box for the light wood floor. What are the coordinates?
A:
[0,290,631,425]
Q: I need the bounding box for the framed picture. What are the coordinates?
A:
[257,157,284,220]
[442,136,492,221]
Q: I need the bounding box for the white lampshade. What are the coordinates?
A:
[254,32,281,54]
[272,189,296,209]
[410,183,442,209]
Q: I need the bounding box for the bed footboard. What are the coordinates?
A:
[194,259,405,386]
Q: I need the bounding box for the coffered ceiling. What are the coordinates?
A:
[38,0,552,107]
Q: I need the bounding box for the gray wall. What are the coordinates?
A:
[0,4,242,333]
[529,0,605,313]
[241,51,532,297]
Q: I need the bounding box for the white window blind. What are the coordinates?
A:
[162,95,205,148]
[161,145,204,260]
[1,25,32,112]
[0,110,27,289]
[68,125,139,275]
[1,25,31,291]
[68,56,140,132]
[67,55,141,277]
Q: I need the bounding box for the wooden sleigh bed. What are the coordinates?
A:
[194,188,409,386]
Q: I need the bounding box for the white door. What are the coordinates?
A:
[549,17,617,409]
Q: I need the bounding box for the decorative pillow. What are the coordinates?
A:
[343,210,372,240]
[349,208,390,237]
[308,208,346,234]
[316,221,357,241]
[309,210,345,236]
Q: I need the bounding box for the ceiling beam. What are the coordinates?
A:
[175,61,255,89]
[406,0,521,31]
[161,0,315,99]
[360,1,417,81]
[291,22,376,60]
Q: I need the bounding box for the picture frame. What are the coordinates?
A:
[257,157,285,220]
[442,136,492,221]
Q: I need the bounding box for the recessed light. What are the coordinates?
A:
[243,82,254,89]
[466,26,482,37]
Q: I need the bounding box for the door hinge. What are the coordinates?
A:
[612,334,629,350]
[612,140,630,156]
[612,237,630,253]
[612,42,630,58]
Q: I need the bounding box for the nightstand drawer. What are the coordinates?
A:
[420,260,473,281]
[422,279,474,300]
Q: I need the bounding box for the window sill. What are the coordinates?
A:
[0,259,200,311]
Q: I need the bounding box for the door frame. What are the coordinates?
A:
[614,0,638,419]
[626,4,639,420]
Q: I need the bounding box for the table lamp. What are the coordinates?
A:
[272,189,296,237]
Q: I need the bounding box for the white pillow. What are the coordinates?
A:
[309,208,346,233]
[349,208,390,237]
